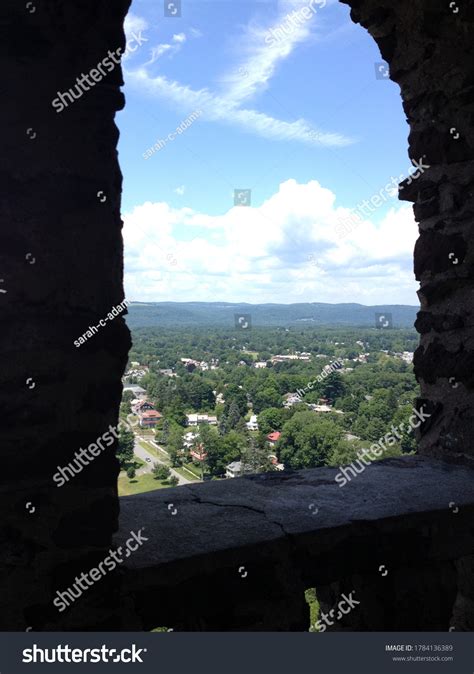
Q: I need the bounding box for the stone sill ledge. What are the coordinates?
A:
[117,456,474,587]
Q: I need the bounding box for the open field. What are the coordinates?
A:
[118,472,171,496]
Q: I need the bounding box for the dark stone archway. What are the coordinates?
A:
[341,0,474,465]
[0,0,472,630]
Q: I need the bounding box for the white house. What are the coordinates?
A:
[123,385,146,399]
[183,431,199,449]
[308,403,333,413]
[283,393,302,408]
[124,368,148,380]
[186,413,218,427]
[246,414,259,431]
[271,353,311,363]
[226,461,242,479]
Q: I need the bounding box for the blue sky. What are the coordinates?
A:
[117,0,420,305]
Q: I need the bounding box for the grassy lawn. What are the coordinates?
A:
[137,438,170,462]
[139,428,155,437]
[241,350,258,360]
[346,438,366,450]
[118,472,171,496]
[174,465,200,482]
[305,588,320,632]
[121,457,145,472]
[181,462,203,479]
[153,444,172,461]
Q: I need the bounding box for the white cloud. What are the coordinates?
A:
[145,32,188,65]
[174,185,186,195]
[124,4,353,148]
[124,13,148,40]
[219,14,311,105]
[123,179,418,304]
[127,68,350,147]
[123,13,149,61]
[145,44,173,64]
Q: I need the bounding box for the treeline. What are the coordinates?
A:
[128,326,418,368]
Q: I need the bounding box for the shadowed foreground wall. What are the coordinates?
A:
[0,0,131,629]
[0,0,473,631]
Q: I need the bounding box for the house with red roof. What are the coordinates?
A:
[133,399,155,415]
[190,443,207,462]
[266,431,281,447]
[139,409,163,428]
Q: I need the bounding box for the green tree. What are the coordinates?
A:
[277,412,342,469]
[227,401,241,430]
[167,425,184,466]
[321,372,345,403]
[392,404,418,453]
[183,376,215,410]
[327,440,360,467]
[152,464,171,481]
[122,390,135,404]
[221,430,247,465]
[241,436,272,474]
[224,385,248,416]
[218,413,229,436]
[198,424,226,476]
[116,427,135,468]
[257,407,285,435]
[168,475,179,487]
[253,386,281,414]
[164,403,187,427]
[157,418,171,444]
[126,466,136,480]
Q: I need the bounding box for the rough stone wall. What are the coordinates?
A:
[0,0,131,629]
[339,0,474,632]
[340,0,474,464]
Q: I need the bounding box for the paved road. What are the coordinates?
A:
[132,436,192,486]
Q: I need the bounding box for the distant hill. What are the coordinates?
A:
[126,301,419,329]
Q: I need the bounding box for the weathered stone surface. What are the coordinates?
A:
[117,457,474,630]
